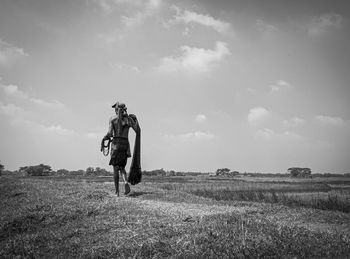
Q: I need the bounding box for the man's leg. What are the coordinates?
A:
[120,168,130,195]
[113,166,120,196]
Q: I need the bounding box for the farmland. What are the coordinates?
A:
[1,173,350,258]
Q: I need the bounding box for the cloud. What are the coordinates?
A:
[256,19,278,37]
[0,102,28,117]
[255,128,303,142]
[89,0,144,14]
[315,115,345,126]
[248,107,270,126]
[255,128,275,141]
[0,102,75,136]
[164,131,216,142]
[307,13,343,37]
[109,62,140,73]
[84,132,101,139]
[269,80,291,93]
[44,125,76,136]
[0,82,64,109]
[166,6,231,34]
[91,0,162,27]
[97,0,162,43]
[182,27,190,36]
[283,117,305,128]
[121,0,161,28]
[195,114,207,123]
[1,84,27,98]
[30,98,65,108]
[157,41,231,74]
[121,12,145,28]
[15,119,76,136]
[0,39,28,66]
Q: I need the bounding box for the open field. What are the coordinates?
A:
[1,174,350,258]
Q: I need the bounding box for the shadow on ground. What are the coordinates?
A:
[128,191,152,198]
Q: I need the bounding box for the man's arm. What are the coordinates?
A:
[103,117,114,140]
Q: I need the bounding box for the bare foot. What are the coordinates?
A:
[124,183,130,195]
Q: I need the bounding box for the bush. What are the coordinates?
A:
[20,164,52,176]
[0,162,4,176]
[288,167,312,178]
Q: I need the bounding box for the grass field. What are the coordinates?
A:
[1,174,350,258]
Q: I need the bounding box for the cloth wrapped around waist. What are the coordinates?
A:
[109,137,131,167]
[111,137,131,158]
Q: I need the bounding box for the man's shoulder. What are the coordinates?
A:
[109,115,118,122]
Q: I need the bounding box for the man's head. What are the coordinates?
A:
[112,101,127,116]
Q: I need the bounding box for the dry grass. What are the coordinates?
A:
[1,175,350,258]
[158,178,350,213]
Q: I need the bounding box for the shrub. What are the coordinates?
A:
[288,167,312,178]
[20,164,52,176]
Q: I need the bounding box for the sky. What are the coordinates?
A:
[0,0,349,173]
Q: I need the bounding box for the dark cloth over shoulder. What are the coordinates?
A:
[128,114,142,185]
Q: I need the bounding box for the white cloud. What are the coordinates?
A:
[157,41,231,74]
[195,114,207,123]
[256,19,278,36]
[307,13,343,37]
[0,39,28,66]
[92,0,162,27]
[0,102,28,117]
[30,98,65,108]
[89,0,146,14]
[45,125,76,136]
[255,128,275,141]
[97,0,162,43]
[167,6,231,34]
[121,0,163,28]
[283,117,305,128]
[1,84,27,98]
[0,82,64,109]
[16,119,76,137]
[269,80,291,93]
[315,115,345,126]
[84,132,101,139]
[182,27,190,36]
[109,62,140,73]
[0,101,75,137]
[248,107,270,126]
[255,128,303,142]
[121,12,145,28]
[164,131,216,142]
[90,0,113,13]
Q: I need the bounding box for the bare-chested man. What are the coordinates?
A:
[102,102,138,196]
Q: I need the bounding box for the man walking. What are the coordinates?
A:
[102,101,138,196]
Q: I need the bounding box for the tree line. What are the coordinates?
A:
[1,161,349,178]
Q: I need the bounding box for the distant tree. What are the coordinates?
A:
[86,167,95,175]
[167,170,176,176]
[143,168,166,176]
[57,169,69,175]
[216,168,230,176]
[230,171,240,176]
[94,167,110,176]
[288,167,311,178]
[23,164,52,176]
[0,161,4,176]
